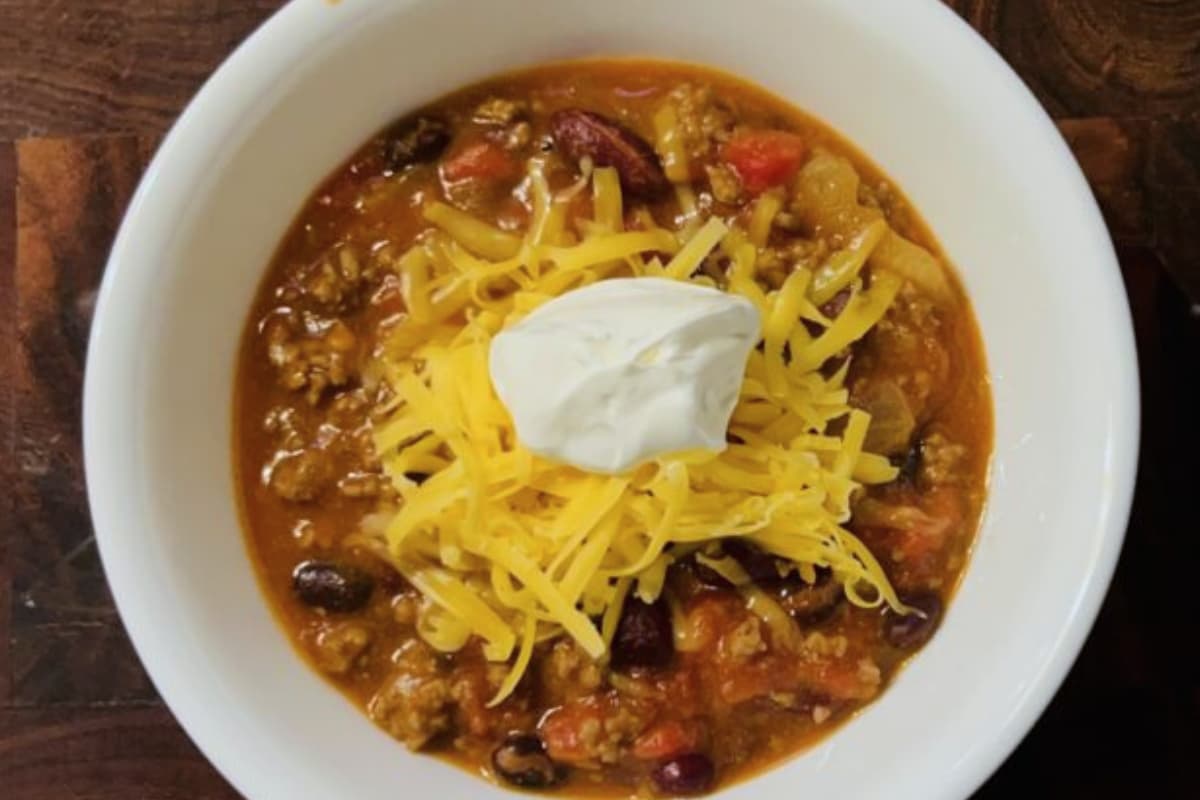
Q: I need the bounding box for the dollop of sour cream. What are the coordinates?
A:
[489,278,761,474]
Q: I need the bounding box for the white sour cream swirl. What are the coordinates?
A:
[489,278,761,474]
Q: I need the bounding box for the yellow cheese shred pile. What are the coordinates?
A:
[363,160,905,705]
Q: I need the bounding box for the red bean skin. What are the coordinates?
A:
[652,753,716,796]
[610,597,674,672]
[883,591,943,649]
[550,109,669,198]
[292,561,374,613]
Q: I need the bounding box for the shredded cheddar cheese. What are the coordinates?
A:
[363,159,904,705]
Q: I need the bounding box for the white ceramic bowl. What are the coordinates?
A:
[83,0,1139,797]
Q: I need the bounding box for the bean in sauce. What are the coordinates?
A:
[292,561,374,613]
[492,733,563,789]
[652,753,716,796]
[611,597,674,672]
[882,592,943,649]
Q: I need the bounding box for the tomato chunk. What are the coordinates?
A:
[894,487,962,562]
[633,720,702,760]
[440,140,517,183]
[720,130,807,195]
[539,700,606,764]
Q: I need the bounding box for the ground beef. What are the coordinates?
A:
[799,632,849,661]
[474,97,527,126]
[368,640,454,749]
[326,388,370,429]
[449,664,512,739]
[473,97,533,151]
[862,284,950,418]
[705,163,742,204]
[264,315,357,404]
[337,471,387,498]
[263,405,305,450]
[756,237,829,287]
[311,621,373,674]
[391,593,422,626]
[665,83,734,168]
[920,432,967,486]
[503,121,533,150]
[280,246,379,314]
[268,448,333,502]
[719,617,766,663]
[540,694,653,766]
[541,639,605,705]
[856,658,882,687]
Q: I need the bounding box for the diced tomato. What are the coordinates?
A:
[894,528,941,563]
[718,660,776,705]
[440,140,518,183]
[539,700,606,764]
[714,633,880,705]
[808,660,876,701]
[720,129,807,195]
[896,487,963,562]
[858,487,964,568]
[633,720,702,760]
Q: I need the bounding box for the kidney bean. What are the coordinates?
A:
[652,752,715,796]
[610,597,673,672]
[292,561,374,613]
[550,108,669,198]
[492,733,562,789]
[896,433,926,485]
[882,591,943,649]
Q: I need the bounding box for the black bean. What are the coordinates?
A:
[895,434,926,485]
[652,753,715,796]
[689,559,733,591]
[722,539,795,588]
[383,115,451,171]
[492,733,562,789]
[610,597,673,672]
[882,591,943,649]
[292,561,374,613]
[668,553,732,592]
[779,567,843,625]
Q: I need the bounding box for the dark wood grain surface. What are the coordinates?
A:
[1,1,1197,797]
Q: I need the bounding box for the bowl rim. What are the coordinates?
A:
[83,1,1140,798]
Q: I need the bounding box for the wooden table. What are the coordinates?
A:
[1,2,1197,797]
